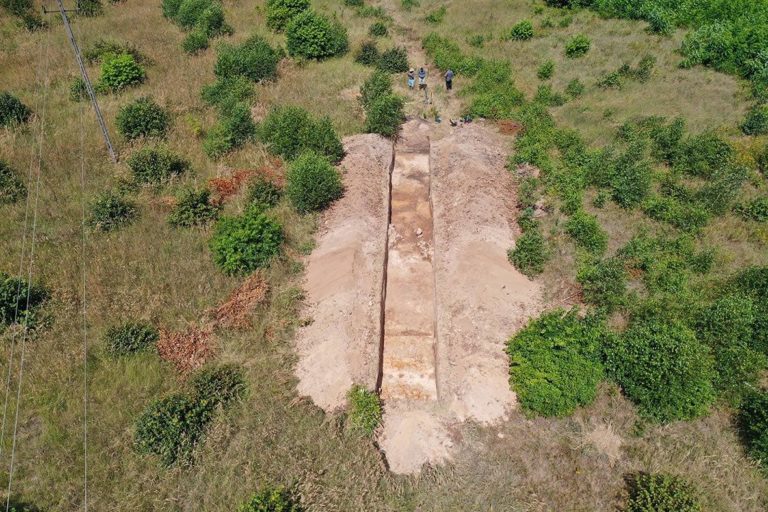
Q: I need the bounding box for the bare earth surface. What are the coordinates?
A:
[295,134,393,410]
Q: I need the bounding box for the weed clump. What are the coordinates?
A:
[365,93,404,137]
[191,364,248,408]
[603,319,715,423]
[354,40,380,66]
[368,21,387,37]
[98,53,146,92]
[265,0,310,32]
[116,97,170,140]
[104,322,159,356]
[214,35,279,83]
[0,92,31,127]
[201,76,254,108]
[247,176,282,209]
[422,32,482,77]
[169,188,221,227]
[203,102,257,159]
[464,60,525,120]
[565,34,591,58]
[88,191,138,231]
[577,258,627,311]
[508,20,534,41]
[738,390,768,469]
[537,60,555,80]
[210,208,283,274]
[347,385,382,435]
[508,227,549,277]
[507,310,606,417]
[565,211,608,255]
[741,104,768,135]
[259,106,343,163]
[625,473,702,512]
[0,273,48,327]
[285,10,348,60]
[0,160,26,205]
[127,146,189,184]
[735,197,768,222]
[424,5,446,25]
[285,151,343,213]
[565,78,585,98]
[377,46,409,73]
[238,487,302,512]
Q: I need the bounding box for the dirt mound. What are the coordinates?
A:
[211,272,269,329]
[157,325,215,375]
[294,134,393,410]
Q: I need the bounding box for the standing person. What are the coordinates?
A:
[445,68,454,91]
[407,68,416,90]
[418,66,427,90]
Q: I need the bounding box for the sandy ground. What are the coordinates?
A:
[294,134,393,411]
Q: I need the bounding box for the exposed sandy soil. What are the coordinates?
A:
[294,134,393,411]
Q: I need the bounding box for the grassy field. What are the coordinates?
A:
[1,0,767,510]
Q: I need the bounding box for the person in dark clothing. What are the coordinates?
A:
[418,67,427,90]
[445,69,454,91]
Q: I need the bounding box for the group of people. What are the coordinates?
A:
[407,66,455,91]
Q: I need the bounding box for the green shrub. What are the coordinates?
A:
[508,228,549,277]
[169,188,221,227]
[203,102,256,158]
[730,266,768,355]
[377,46,409,73]
[364,93,404,137]
[76,0,102,16]
[0,273,48,327]
[565,34,591,58]
[69,77,88,102]
[738,390,768,469]
[210,208,283,274]
[201,76,254,110]
[347,385,382,435]
[354,40,380,66]
[422,32,483,76]
[424,5,446,24]
[360,69,392,109]
[533,84,566,107]
[285,10,348,60]
[565,78,585,98]
[285,151,343,213]
[84,39,147,65]
[98,53,146,92]
[537,60,555,80]
[642,195,711,232]
[674,131,733,178]
[577,258,627,311]
[507,310,606,417]
[195,2,230,37]
[265,0,310,32]
[0,160,26,205]
[368,21,387,37]
[258,106,344,163]
[247,176,282,208]
[104,322,159,356]
[0,92,31,127]
[127,145,189,184]
[603,319,716,423]
[464,60,525,119]
[696,164,748,216]
[134,394,214,466]
[175,0,210,29]
[116,97,170,140]
[508,20,534,41]
[610,145,652,208]
[400,0,419,10]
[191,364,247,408]
[626,473,702,512]
[88,191,138,231]
[238,487,302,512]
[214,35,279,83]
[735,197,768,222]
[162,0,184,19]
[565,211,608,255]
[182,30,209,54]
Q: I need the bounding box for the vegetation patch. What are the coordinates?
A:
[127,145,189,185]
[285,10,348,60]
[625,473,702,512]
[265,0,310,32]
[210,208,283,274]
[0,159,26,205]
[191,364,248,409]
[88,191,138,231]
[565,34,591,58]
[507,20,533,41]
[238,487,303,512]
[214,35,279,83]
[565,211,608,255]
[0,273,48,328]
[116,97,170,140]
[577,257,627,312]
[203,102,257,159]
[169,188,222,227]
[347,385,382,435]
[162,0,232,53]
[0,92,32,127]
[98,53,146,92]
[285,151,343,213]
[738,390,768,470]
[259,106,344,163]
[508,226,549,277]
[104,321,159,356]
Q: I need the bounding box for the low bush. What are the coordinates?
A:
[674,131,733,178]
[88,191,138,231]
[364,93,404,137]
[238,487,302,512]
[201,76,254,110]
[69,77,88,102]
[0,160,26,205]
[610,144,652,208]
[507,227,549,277]
[603,319,716,423]
[285,10,348,60]
[1,0,46,29]
[508,20,533,41]
[191,364,247,408]
[642,194,711,232]
[265,0,310,32]
[400,0,419,10]
[247,176,282,209]
[0,92,31,127]
[347,385,382,435]
[577,258,627,311]
[285,151,343,213]
[182,30,209,54]
[258,106,344,163]
[104,322,159,356]
[738,390,768,469]
[169,188,221,227]
[625,473,702,512]
[360,70,392,109]
[84,39,147,65]
[565,34,591,58]
[565,211,608,255]
[214,35,279,83]
[76,0,102,16]
[368,21,387,37]
[735,197,768,222]
[377,46,409,73]
[0,273,48,327]
[424,5,446,24]
[730,266,768,355]
[203,102,256,158]
[537,60,555,80]
[565,78,585,98]
[210,208,283,274]
[134,394,214,466]
[355,40,380,66]
[127,145,189,184]
[464,60,525,119]
[98,53,146,92]
[507,310,606,417]
[422,32,483,77]
[534,84,566,107]
[116,97,170,140]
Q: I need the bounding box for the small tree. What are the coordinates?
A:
[258,106,344,163]
[116,97,170,140]
[508,20,533,41]
[285,10,348,60]
[364,93,404,137]
[285,151,343,213]
[565,34,591,58]
[210,209,283,274]
[265,0,310,32]
[98,53,146,92]
[360,70,392,109]
[214,35,279,83]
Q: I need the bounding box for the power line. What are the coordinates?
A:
[79,90,90,512]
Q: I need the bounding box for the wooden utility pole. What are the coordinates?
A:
[44,0,118,163]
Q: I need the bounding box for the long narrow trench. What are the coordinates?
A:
[379,122,438,402]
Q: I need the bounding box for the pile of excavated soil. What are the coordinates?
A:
[294,134,393,411]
